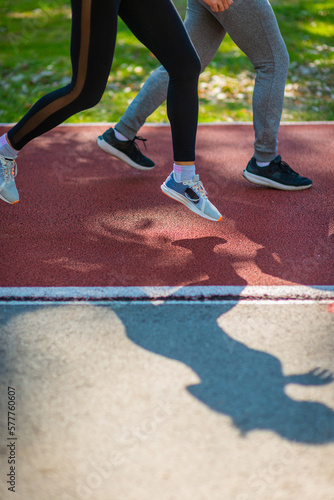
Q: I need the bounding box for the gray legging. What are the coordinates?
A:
[115,0,289,163]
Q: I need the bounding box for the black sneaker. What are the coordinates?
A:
[243,155,312,190]
[97,127,155,171]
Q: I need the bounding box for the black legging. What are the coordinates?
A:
[8,0,201,161]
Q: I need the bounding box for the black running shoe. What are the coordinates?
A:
[243,156,312,190]
[97,127,155,170]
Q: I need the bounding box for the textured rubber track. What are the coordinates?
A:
[0,123,333,287]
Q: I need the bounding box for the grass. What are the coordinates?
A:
[0,0,333,124]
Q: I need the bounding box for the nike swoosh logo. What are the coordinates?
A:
[185,187,200,203]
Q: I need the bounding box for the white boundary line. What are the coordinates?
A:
[0,286,333,302]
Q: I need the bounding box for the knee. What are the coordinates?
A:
[67,78,105,112]
[170,50,201,82]
[274,43,290,81]
[279,42,290,74]
[255,41,289,79]
[76,86,104,110]
[189,50,202,77]
[184,50,201,79]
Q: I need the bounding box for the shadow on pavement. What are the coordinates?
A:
[0,299,333,446]
[115,302,334,444]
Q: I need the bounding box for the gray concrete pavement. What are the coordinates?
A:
[0,300,334,500]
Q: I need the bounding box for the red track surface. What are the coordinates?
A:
[0,123,333,287]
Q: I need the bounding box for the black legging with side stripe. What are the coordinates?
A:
[8,0,200,161]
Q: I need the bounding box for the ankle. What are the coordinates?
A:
[173,163,195,182]
[114,129,129,142]
[0,134,19,159]
[256,160,271,167]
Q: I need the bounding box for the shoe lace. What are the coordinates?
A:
[279,159,298,176]
[184,176,208,199]
[132,135,148,151]
[1,158,17,183]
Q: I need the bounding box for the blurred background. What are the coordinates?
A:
[0,0,333,124]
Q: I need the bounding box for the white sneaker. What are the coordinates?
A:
[0,154,19,204]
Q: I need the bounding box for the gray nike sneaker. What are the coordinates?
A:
[161,172,222,222]
[0,154,19,204]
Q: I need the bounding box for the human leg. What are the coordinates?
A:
[1,0,120,204]
[6,0,119,152]
[2,0,119,178]
[197,0,311,189]
[197,0,289,162]
[97,0,225,175]
[113,0,225,141]
[116,0,221,220]
[118,0,201,162]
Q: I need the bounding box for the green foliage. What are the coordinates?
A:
[0,0,333,123]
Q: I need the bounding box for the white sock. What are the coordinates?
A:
[114,129,129,141]
[0,134,19,159]
[256,160,271,167]
[173,163,195,182]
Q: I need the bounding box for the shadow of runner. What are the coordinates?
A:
[115,302,334,444]
[171,236,248,286]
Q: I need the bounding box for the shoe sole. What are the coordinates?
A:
[242,170,312,191]
[161,183,222,222]
[97,137,155,171]
[0,193,19,204]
